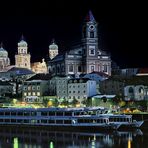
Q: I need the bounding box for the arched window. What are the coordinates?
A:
[129,87,134,93]
[139,87,144,94]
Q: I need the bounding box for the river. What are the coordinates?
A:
[0,127,147,148]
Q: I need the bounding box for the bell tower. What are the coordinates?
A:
[82,11,111,75]
[15,35,31,69]
[49,39,58,60]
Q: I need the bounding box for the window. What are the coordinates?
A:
[103,65,107,72]
[32,86,35,90]
[37,86,40,90]
[129,87,134,93]
[37,92,40,96]
[69,65,73,72]
[139,87,144,94]
[90,49,94,54]
[23,87,27,91]
[90,32,94,38]
[91,66,95,72]
[78,65,82,72]
[24,92,27,96]
[28,86,31,91]
[32,92,36,96]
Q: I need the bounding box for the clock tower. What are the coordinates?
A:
[82,11,111,75]
[15,36,31,69]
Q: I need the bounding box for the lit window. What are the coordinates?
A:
[28,86,31,91]
[24,92,27,96]
[28,92,31,96]
[32,92,36,96]
[37,92,40,96]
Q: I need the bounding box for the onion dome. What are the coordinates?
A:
[49,39,58,50]
[18,35,28,47]
[0,43,8,57]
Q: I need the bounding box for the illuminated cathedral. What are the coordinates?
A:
[48,11,111,76]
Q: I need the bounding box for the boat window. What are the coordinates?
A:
[0,112,4,116]
[56,112,63,116]
[64,120,71,124]
[56,120,63,124]
[11,119,16,123]
[48,120,55,123]
[4,119,10,122]
[11,112,16,116]
[41,120,47,123]
[41,112,47,116]
[24,119,29,123]
[5,112,10,116]
[48,112,55,116]
[24,112,30,116]
[78,119,84,123]
[17,112,23,116]
[65,112,72,116]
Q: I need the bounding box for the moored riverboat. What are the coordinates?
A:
[0,107,144,130]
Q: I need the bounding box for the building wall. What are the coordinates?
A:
[68,79,96,103]
[100,79,124,96]
[22,80,48,102]
[124,85,147,101]
[47,11,111,76]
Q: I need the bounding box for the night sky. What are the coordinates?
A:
[0,0,146,68]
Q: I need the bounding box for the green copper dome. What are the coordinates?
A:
[49,39,58,50]
[18,39,28,47]
[0,47,8,57]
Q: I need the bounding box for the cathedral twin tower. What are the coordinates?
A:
[0,11,111,75]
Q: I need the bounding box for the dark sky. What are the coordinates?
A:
[0,0,147,68]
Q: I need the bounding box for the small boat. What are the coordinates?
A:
[0,107,144,130]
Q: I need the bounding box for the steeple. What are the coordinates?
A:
[49,39,58,60]
[20,34,25,41]
[85,10,96,22]
[0,42,3,48]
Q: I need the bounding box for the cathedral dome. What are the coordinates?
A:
[18,39,28,47]
[0,47,8,57]
[49,42,58,50]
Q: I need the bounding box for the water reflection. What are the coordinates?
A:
[0,127,146,148]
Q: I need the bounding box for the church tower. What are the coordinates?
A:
[82,11,111,75]
[49,39,58,60]
[15,36,31,69]
[0,43,10,71]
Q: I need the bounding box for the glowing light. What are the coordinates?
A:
[128,138,131,148]
[13,137,18,148]
[50,141,54,148]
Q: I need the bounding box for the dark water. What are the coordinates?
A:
[0,127,147,148]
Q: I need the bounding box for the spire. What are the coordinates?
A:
[85,10,96,22]
[51,38,55,44]
[20,34,25,41]
[0,42,3,48]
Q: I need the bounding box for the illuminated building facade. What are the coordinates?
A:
[48,11,111,76]
[0,43,10,71]
[15,36,31,69]
[31,58,48,74]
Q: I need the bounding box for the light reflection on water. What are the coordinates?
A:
[0,127,147,148]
